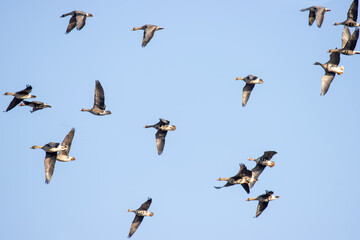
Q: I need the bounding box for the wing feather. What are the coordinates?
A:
[242,83,255,107]
[44,152,57,184]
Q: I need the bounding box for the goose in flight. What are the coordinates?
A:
[30,142,67,184]
[300,6,331,28]
[214,163,257,194]
[314,52,344,95]
[3,85,36,112]
[81,80,112,115]
[57,128,76,162]
[131,24,164,47]
[334,0,360,27]
[248,151,277,188]
[328,26,360,55]
[144,118,176,155]
[235,75,263,107]
[60,10,93,34]
[127,198,153,238]
[246,190,280,218]
[19,101,52,113]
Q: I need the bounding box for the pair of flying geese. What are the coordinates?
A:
[215,151,280,218]
[301,1,360,95]
[60,11,163,47]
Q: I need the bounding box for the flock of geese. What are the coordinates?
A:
[3,1,360,238]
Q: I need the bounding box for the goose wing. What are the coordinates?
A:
[328,51,340,65]
[320,72,336,96]
[263,151,277,160]
[6,97,22,112]
[347,0,358,22]
[142,25,157,47]
[242,83,255,107]
[249,163,266,188]
[255,201,269,217]
[138,198,152,211]
[44,152,57,184]
[128,215,144,238]
[345,27,359,50]
[241,183,250,194]
[159,118,170,125]
[18,85,32,94]
[94,80,106,110]
[155,129,167,155]
[66,15,76,33]
[214,181,234,189]
[308,9,316,26]
[342,26,351,48]
[58,128,75,157]
[315,7,326,27]
[76,14,87,30]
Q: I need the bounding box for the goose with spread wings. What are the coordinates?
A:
[300,6,331,28]
[246,190,280,218]
[235,75,263,107]
[248,151,277,188]
[328,26,360,55]
[81,80,112,115]
[314,52,344,95]
[57,128,76,162]
[334,0,360,27]
[214,163,257,194]
[131,24,164,47]
[144,118,176,155]
[19,101,51,113]
[3,85,36,112]
[30,142,67,184]
[127,198,153,238]
[60,10,93,34]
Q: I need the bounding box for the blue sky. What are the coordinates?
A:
[1,0,359,239]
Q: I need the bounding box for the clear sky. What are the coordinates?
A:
[1,0,359,239]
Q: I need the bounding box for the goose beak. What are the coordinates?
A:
[235,77,244,80]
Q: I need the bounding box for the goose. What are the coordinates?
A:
[314,52,344,95]
[131,25,164,47]
[19,101,52,113]
[235,75,263,107]
[328,26,360,55]
[144,118,176,155]
[60,10,93,34]
[3,85,36,112]
[57,128,76,162]
[214,163,257,194]
[300,6,331,28]
[246,190,280,218]
[81,80,112,116]
[248,151,277,188]
[30,142,67,184]
[334,0,360,27]
[127,198,153,238]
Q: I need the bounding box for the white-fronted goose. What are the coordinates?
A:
[214,163,257,194]
[3,85,36,112]
[60,10,93,34]
[30,142,67,184]
[235,75,263,107]
[19,100,51,113]
[81,80,112,116]
[246,190,280,218]
[334,0,360,27]
[300,6,331,28]
[144,118,176,155]
[248,151,277,188]
[131,25,164,47]
[328,26,360,55]
[127,198,153,238]
[314,52,344,95]
[57,128,76,162]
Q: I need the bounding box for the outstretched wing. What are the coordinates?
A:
[342,26,351,48]
[94,80,106,110]
[241,183,250,194]
[328,51,340,65]
[138,198,152,211]
[249,164,266,188]
[58,128,75,157]
[315,8,326,27]
[155,130,167,155]
[345,27,359,50]
[255,201,269,217]
[6,97,22,112]
[128,215,144,238]
[262,151,277,160]
[214,181,234,189]
[76,14,87,30]
[44,152,57,184]
[320,72,336,96]
[308,9,316,26]
[242,83,255,107]
[18,85,32,94]
[348,0,358,22]
[142,25,157,47]
[66,15,76,34]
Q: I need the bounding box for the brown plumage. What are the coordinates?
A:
[248,151,277,189]
[3,85,36,112]
[235,75,263,107]
[246,190,280,217]
[334,0,360,27]
[131,24,164,47]
[144,118,176,155]
[19,100,51,113]
[127,198,153,238]
[300,6,331,28]
[60,10,93,34]
[81,80,112,115]
[328,26,360,55]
